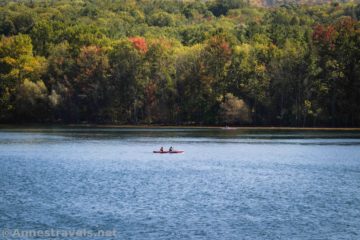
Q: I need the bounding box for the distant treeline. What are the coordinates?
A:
[1,0,360,126]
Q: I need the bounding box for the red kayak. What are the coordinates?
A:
[153,150,184,154]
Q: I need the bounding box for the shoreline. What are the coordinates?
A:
[1,124,360,131]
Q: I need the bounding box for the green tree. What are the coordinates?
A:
[30,21,53,56]
[227,43,271,124]
[0,34,47,121]
[108,38,147,123]
[73,45,110,122]
[147,11,175,27]
[220,93,251,124]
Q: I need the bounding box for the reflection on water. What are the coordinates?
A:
[0,127,360,240]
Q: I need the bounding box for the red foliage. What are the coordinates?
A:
[324,25,336,43]
[336,17,356,34]
[312,24,324,41]
[313,17,356,51]
[220,42,231,55]
[312,24,337,50]
[129,37,148,54]
[77,46,104,76]
[209,36,232,57]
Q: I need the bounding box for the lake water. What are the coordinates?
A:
[0,127,360,240]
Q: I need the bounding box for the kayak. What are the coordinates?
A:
[153,150,184,154]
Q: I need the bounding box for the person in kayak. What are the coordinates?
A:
[160,147,164,152]
[169,146,173,152]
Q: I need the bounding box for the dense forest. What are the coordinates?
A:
[1,0,360,126]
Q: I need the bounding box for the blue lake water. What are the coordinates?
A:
[0,127,360,239]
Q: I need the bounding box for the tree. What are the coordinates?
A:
[174,44,205,123]
[0,34,47,121]
[12,13,35,34]
[208,0,247,17]
[201,35,232,102]
[147,11,175,27]
[268,40,313,126]
[46,41,77,122]
[108,38,147,123]
[220,93,251,124]
[0,0,358,126]
[313,17,360,126]
[73,45,110,122]
[15,79,48,121]
[30,21,53,56]
[227,43,271,124]
[144,39,176,123]
[0,15,15,36]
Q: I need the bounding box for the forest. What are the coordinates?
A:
[1,0,360,126]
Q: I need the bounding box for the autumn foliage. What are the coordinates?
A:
[312,24,338,50]
[129,37,148,54]
[1,1,360,126]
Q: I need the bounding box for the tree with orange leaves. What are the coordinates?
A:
[129,37,148,54]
